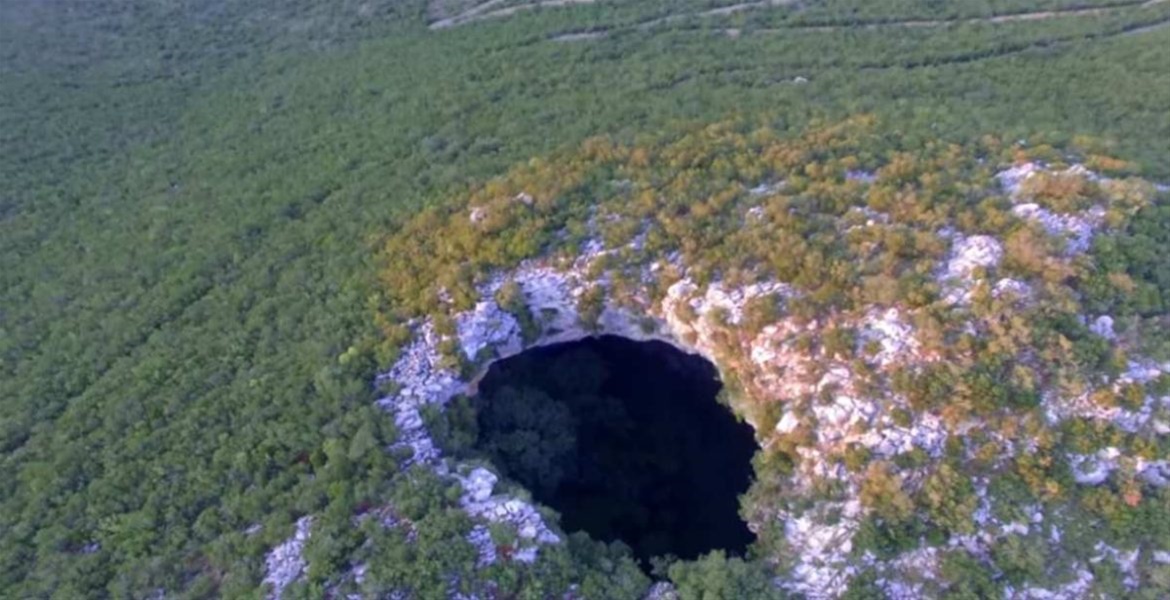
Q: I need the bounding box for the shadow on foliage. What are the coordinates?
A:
[471,336,757,569]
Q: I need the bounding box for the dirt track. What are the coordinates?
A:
[767,0,1168,33]
[430,0,1170,36]
[430,0,598,29]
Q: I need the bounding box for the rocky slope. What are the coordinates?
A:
[268,119,1170,598]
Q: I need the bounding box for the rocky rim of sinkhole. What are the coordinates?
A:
[265,161,1170,599]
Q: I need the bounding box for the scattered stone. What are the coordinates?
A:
[1011,203,1103,254]
[845,169,875,184]
[264,516,313,600]
[265,160,1162,597]
[748,180,785,196]
[1090,315,1115,340]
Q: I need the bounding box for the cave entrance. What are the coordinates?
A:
[471,335,756,568]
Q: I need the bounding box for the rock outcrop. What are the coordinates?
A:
[266,160,1169,599]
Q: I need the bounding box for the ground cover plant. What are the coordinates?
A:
[3,0,1170,596]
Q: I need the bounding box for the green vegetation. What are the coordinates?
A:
[4,0,1170,596]
[666,550,783,600]
[372,110,1170,594]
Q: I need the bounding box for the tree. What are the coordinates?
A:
[477,386,578,494]
[860,461,914,523]
[668,551,783,600]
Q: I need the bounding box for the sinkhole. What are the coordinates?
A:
[470,335,757,567]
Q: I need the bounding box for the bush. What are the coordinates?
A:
[668,551,783,600]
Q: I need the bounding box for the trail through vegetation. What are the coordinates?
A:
[430,0,600,28]
[3,0,1170,596]
[522,0,1170,41]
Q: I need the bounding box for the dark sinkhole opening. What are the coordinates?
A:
[469,335,757,568]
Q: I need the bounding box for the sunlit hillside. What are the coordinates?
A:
[2,0,1169,597]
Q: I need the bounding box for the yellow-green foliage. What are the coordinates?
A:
[376,115,1165,533]
[378,116,1147,329]
[377,117,1150,403]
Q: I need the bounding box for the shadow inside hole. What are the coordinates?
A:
[471,335,757,568]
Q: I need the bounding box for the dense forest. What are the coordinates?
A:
[3,0,1170,597]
